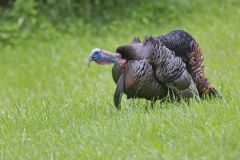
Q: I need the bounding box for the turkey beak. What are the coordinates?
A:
[88,58,92,67]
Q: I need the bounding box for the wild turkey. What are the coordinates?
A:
[88,30,219,109]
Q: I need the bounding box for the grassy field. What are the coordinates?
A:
[1,2,240,160]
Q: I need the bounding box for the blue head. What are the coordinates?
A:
[88,48,121,66]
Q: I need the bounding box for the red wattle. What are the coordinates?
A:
[118,59,127,68]
[97,61,112,65]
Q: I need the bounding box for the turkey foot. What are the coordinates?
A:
[118,59,127,68]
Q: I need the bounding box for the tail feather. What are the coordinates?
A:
[158,30,219,98]
[189,40,219,98]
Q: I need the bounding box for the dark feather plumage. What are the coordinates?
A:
[157,30,219,97]
[132,37,141,43]
[111,30,219,108]
[114,73,125,109]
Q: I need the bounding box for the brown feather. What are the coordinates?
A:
[188,40,219,97]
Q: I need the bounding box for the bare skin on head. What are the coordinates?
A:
[88,48,127,69]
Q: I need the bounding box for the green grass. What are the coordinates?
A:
[1,2,240,160]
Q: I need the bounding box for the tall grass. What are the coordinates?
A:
[0,0,240,159]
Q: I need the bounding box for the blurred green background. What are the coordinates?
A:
[1,0,239,45]
[1,0,240,159]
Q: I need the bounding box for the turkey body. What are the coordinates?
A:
[112,30,218,108]
[113,60,168,100]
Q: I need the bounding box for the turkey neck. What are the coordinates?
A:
[101,49,122,64]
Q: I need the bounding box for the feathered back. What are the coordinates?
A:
[115,43,144,60]
[115,36,156,60]
[157,30,219,97]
